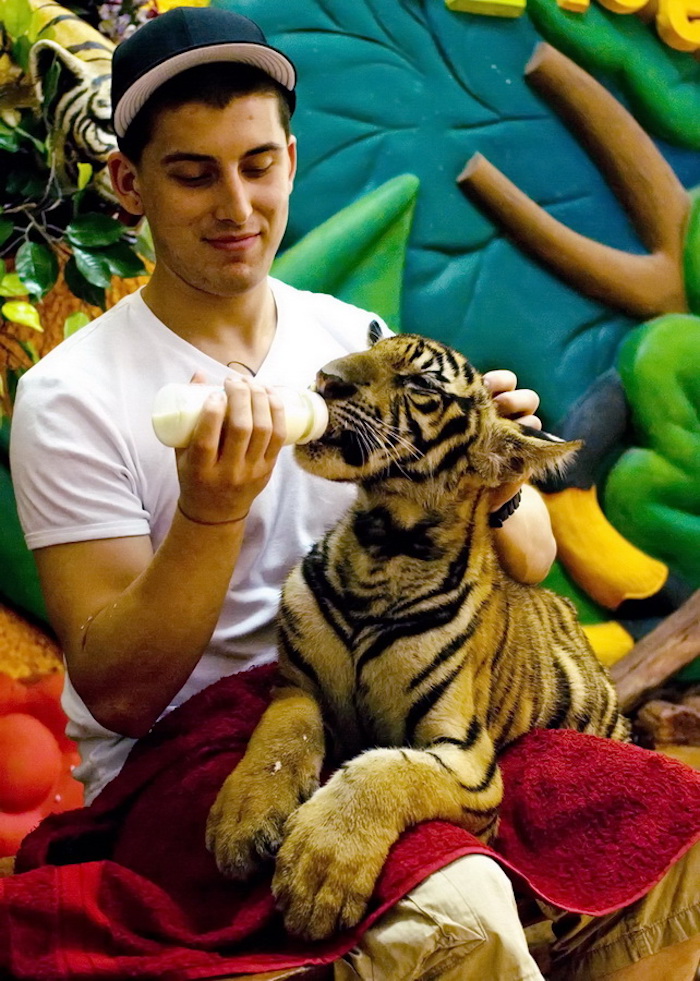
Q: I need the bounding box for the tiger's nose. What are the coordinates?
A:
[316,370,358,400]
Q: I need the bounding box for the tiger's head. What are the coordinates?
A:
[296,333,579,494]
[30,40,116,201]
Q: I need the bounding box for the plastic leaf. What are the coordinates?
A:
[272,175,419,330]
[0,0,33,40]
[63,257,105,310]
[0,274,27,297]
[63,311,91,338]
[100,241,147,279]
[76,163,93,192]
[1,301,43,331]
[66,214,125,249]
[14,241,58,299]
[72,247,112,288]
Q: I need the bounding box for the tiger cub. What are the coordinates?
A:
[206,333,630,941]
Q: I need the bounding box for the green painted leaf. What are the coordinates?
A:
[272,175,419,331]
[15,241,58,299]
[526,0,700,150]
[64,256,106,309]
[1,301,43,331]
[100,241,147,279]
[0,273,27,297]
[66,214,125,248]
[63,311,91,338]
[72,246,112,288]
[605,315,700,588]
[0,220,14,248]
[683,189,700,317]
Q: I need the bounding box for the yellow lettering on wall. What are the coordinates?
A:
[445,0,527,19]
[657,0,700,50]
[597,0,648,12]
[556,0,591,13]
[446,0,700,57]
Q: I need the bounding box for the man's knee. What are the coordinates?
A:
[335,854,545,981]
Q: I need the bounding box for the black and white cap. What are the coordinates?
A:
[111,6,297,139]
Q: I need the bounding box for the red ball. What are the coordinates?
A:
[0,713,62,813]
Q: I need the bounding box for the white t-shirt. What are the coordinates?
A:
[10,278,387,802]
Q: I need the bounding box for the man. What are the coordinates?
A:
[9,7,698,980]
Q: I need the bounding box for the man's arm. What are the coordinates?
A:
[491,484,556,585]
[482,369,556,585]
[33,376,286,739]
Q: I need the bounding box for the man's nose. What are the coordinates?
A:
[215,173,253,224]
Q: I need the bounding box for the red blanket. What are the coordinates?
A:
[2,663,700,980]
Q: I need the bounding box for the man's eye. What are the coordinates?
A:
[244,160,274,178]
[171,172,211,185]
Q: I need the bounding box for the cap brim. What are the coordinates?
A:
[114,41,296,138]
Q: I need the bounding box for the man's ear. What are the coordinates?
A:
[474,416,581,487]
[107,151,144,217]
[287,134,297,191]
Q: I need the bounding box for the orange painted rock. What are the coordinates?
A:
[0,607,83,858]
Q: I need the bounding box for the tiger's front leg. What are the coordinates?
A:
[206,685,324,879]
[272,723,502,940]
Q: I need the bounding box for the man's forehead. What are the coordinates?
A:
[147,95,289,155]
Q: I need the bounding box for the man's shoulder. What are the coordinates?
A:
[18,292,142,384]
[269,277,392,346]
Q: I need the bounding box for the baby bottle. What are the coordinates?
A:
[152,383,329,449]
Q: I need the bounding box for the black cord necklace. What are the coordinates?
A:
[226,360,256,377]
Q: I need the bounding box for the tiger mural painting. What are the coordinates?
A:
[1,0,117,199]
[206,331,631,942]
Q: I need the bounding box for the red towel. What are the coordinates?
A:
[2,663,699,980]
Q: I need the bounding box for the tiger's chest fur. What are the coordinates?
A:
[280,487,628,764]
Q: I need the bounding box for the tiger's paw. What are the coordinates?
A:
[206,760,319,880]
[272,790,387,941]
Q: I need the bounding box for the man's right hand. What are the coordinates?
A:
[177,373,286,525]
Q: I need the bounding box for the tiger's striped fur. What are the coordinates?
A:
[206,332,630,941]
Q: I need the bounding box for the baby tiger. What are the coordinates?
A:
[206,332,630,941]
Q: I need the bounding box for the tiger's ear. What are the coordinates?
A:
[30,40,95,114]
[474,418,581,487]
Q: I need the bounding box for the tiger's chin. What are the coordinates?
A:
[295,429,374,483]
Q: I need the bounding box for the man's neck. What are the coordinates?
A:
[141,269,277,373]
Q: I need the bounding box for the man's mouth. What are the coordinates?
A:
[205,233,259,251]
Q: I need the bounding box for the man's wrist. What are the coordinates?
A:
[489,489,522,529]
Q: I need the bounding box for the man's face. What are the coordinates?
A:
[117,93,296,299]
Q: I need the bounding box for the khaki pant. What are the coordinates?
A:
[334,843,700,981]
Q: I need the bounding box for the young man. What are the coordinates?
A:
[9,7,699,980]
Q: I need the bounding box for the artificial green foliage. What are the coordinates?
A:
[0,421,46,622]
[683,188,700,317]
[0,0,146,401]
[526,0,700,150]
[272,175,419,331]
[604,314,700,588]
[15,242,58,300]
